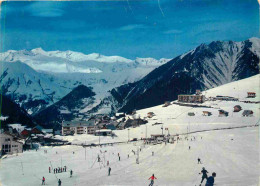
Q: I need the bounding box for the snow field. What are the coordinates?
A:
[0,127,258,186]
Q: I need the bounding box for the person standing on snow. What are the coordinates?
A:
[70,170,73,177]
[206,172,216,186]
[49,167,51,173]
[42,177,45,185]
[148,174,157,186]
[199,167,208,184]
[58,179,62,186]
[198,158,202,164]
[108,167,111,176]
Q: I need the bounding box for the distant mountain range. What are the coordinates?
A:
[0,49,170,115]
[1,37,259,126]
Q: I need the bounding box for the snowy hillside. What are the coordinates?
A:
[0,75,259,186]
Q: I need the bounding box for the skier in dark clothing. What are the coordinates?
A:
[108,167,111,176]
[64,166,67,172]
[58,179,62,186]
[206,172,216,186]
[49,167,51,173]
[199,167,208,184]
[148,174,157,186]
[70,170,73,177]
[198,158,202,164]
[42,177,45,185]
[189,146,191,150]
[119,156,120,161]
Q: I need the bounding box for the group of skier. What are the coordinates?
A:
[53,166,67,174]
[42,169,73,185]
[199,167,217,186]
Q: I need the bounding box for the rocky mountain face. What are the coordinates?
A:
[0,95,36,130]
[34,85,95,126]
[110,38,260,113]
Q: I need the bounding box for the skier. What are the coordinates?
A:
[199,167,208,185]
[189,146,191,150]
[206,172,216,186]
[108,167,111,176]
[58,179,62,186]
[152,152,154,156]
[98,155,100,162]
[70,170,73,177]
[107,161,109,166]
[49,167,51,173]
[198,158,202,164]
[148,174,157,186]
[42,177,45,185]
[64,166,67,172]
[119,156,121,161]
[128,154,129,159]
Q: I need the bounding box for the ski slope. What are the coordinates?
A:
[0,127,258,186]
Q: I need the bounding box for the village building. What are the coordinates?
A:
[151,134,165,142]
[62,120,95,135]
[124,118,148,128]
[196,89,201,95]
[242,110,254,117]
[0,132,23,155]
[178,94,205,103]
[233,105,242,112]
[95,129,112,136]
[247,92,256,98]
[202,111,212,116]
[147,112,155,118]
[218,110,229,117]
[42,129,53,134]
[115,113,125,119]
[31,125,43,135]
[163,101,171,107]
[20,129,31,138]
[188,112,195,116]
[213,96,239,101]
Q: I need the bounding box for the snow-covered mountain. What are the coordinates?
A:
[34,85,96,126]
[1,48,170,73]
[0,49,170,115]
[108,37,260,113]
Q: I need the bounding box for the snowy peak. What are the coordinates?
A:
[0,48,170,74]
[1,48,168,64]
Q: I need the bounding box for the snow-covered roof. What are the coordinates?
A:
[62,120,94,127]
[0,116,8,121]
[95,129,112,132]
[8,124,25,132]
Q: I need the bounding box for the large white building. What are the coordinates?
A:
[0,133,23,155]
[62,120,96,135]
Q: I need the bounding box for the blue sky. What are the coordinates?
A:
[0,0,259,59]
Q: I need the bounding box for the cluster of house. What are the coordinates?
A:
[187,105,254,117]
[0,124,67,156]
[178,89,257,104]
[61,113,148,136]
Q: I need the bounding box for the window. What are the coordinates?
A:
[5,138,11,142]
